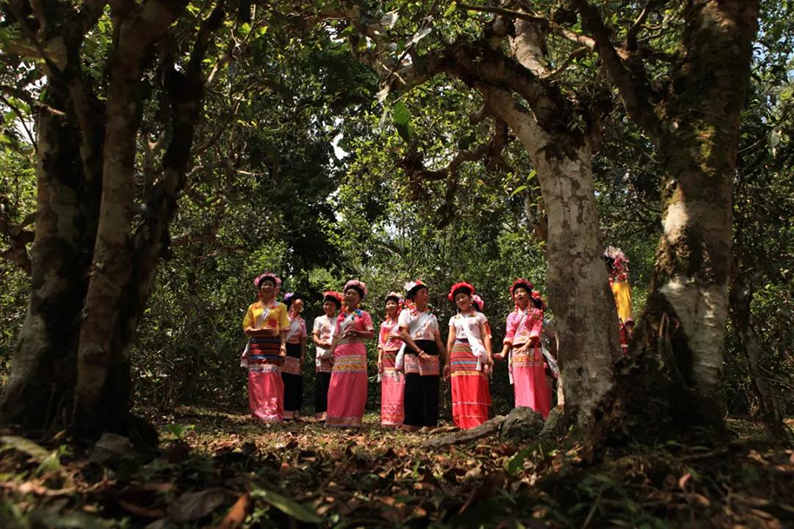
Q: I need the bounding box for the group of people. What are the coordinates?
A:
[240,249,633,431]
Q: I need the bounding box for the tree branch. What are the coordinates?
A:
[573,0,663,142]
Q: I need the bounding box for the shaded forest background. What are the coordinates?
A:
[0,0,793,425]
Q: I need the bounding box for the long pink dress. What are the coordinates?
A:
[504,308,551,418]
[326,309,373,428]
[378,316,404,426]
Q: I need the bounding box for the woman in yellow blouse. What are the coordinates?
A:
[242,272,290,422]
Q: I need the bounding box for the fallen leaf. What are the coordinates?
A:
[214,492,250,529]
[251,487,323,523]
[118,499,166,519]
[169,488,230,522]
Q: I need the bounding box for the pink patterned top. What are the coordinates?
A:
[503,308,543,346]
[335,309,374,337]
[378,316,402,351]
[285,315,307,344]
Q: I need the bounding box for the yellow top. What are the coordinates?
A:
[611,280,633,323]
[242,300,290,333]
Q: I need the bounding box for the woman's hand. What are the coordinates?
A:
[279,344,287,356]
[493,352,505,361]
[443,364,451,380]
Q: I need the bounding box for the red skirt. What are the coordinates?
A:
[450,341,491,429]
[512,343,551,418]
[326,342,368,428]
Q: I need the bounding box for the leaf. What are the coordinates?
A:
[506,448,532,474]
[510,185,528,198]
[380,11,399,29]
[0,435,50,460]
[36,451,61,475]
[768,130,780,148]
[444,2,458,17]
[251,488,323,524]
[392,101,413,141]
[169,488,230,523]
[214,492,251,529]
[527,169,537,180]
[409,26,432,45]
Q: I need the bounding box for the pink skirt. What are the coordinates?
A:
[381,369,405,426]
[326,342,368,427]
[248,364,284,423]
[450,342,491,429]
[512,343,551,418]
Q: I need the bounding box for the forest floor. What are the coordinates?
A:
[1,405,793,528]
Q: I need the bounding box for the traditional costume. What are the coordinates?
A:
[313,291,342,417]
[282,293,307,419]
[398,280,442,428]
[448,283,492,429]
[378,292,405,426]
[503,279,552,418]
[242,272,289,423]
[326,280,373,428]
[606,246,633,355]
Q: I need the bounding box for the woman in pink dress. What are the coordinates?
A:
[241,272,290,423]
[377,292,405,426]
[496,279,552,418]
[326,280,374,428]
[446,282,493,429]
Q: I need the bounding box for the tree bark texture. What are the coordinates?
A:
[1,0,213,442]
[637,0,760,423]
[484,86,622,431]
[0,83,94,434]
[576,0,760,439]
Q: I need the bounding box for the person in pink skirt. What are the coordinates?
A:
[326,280,374,428]
[241,272,290,423]
[446,282,493,429]
[495,278,552,418]
[377,292,405,426]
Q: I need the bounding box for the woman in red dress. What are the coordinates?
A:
[377,292,405,426]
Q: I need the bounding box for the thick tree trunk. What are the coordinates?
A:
[0,84,94,434]
[634,0,759,427]
[482,85,622,431]
[74,1,187,437]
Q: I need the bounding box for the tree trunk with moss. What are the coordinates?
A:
[579,0,760,441]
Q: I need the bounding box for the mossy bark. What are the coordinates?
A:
[594,0,760,444]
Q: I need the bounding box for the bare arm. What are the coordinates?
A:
[445,324,456,360]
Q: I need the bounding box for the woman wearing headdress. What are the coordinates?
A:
[378,292,405,427]
[242,272,290,423]
[605,246,633,356]
[446,283,493,429]
[282,293,307,420]
[398,280,448,432]
[496,279,552,418]
[312,291,342,421]
[326,280,374,428]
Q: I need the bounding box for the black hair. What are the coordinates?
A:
[257,276,277,288]
[451,286,473,301]
[385,294,401,304]
[323,295,342,308]
[406,285,427,301]
[286,293,304,309]
[346,285,365,299]
[530,296,543,310]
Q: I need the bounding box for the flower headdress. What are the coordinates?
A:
[323,290,343,308]
[604,246,629,283]
[472,294,485,312]
[254,272,282,289]
[448,281,476,301]
[343,279,368,299]
[404,279,427,300]
[385,291,403,304]
[509,278,534,297]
